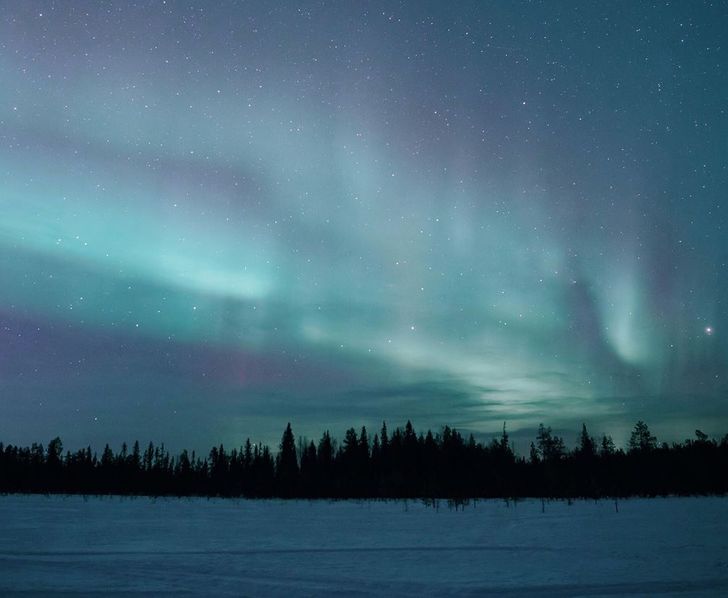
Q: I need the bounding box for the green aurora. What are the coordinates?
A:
[1,2,727,451]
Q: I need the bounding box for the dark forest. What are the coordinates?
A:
[2,421,727,499]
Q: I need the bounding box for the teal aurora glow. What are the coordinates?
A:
[1,2,726,451]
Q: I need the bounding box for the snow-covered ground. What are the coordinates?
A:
[0,495,727,596]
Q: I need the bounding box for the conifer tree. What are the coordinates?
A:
[276,423,299,496]
[577,424,596,458]
[628,421,657,453]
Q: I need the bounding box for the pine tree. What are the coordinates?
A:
[380,421,389,452]
[500,422,509,452]
[600,434,616,456]
[628,420,657,453]
[577,424,596,458]
[131,441,141,470]
[536,424,565,462]
[276,423,299,496]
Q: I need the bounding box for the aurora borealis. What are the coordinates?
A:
[1,2,727,451]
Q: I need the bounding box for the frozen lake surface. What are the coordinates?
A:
[1,495,727,596]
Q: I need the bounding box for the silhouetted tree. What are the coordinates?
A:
[576,424,596,458]
[600,435,616,456]
[536,424,565,462]
[276,423,299,497]
[299,440,317,496]
[629,420,657,453]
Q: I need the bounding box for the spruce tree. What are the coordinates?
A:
[276,423,299,496]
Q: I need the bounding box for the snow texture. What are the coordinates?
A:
[1,495,727,596]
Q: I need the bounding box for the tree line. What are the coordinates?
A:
[1,420,727,499]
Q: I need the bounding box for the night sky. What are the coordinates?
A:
[1,1,727,452]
